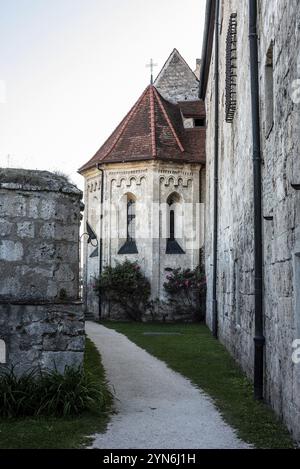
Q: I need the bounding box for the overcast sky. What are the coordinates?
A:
[0,0,206,189]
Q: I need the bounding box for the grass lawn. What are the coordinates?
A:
[102,321,295,449]
[0,338,111,449]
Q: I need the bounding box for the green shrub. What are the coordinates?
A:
[163,266,207,320]
[0,366,111,419]
[94,260,151,321]
[0,368,39,418]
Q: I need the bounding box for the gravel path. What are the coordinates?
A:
[86,322,250,449]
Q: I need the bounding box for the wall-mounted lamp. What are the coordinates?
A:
[291,184,300,191]
[80,221,98,247]
[264,216,274,221]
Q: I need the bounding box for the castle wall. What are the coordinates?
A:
[205,0,300,442]
[0,169,84,375]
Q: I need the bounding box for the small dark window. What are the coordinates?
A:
[194,118,205,127]
[118,195,138,255]
[0,339,6,364]
[225,13,238,123]
[127,199,136,242]
[166,195,185,255]
[265,43,274,137]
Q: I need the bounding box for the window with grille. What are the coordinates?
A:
[127,199,136,242]
[118,195,138,255]
[225,13,238,123]
[166,194,185,255]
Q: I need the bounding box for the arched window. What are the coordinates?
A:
[166,194,185,255]
[118,194,138,255]
[0,339,6,364]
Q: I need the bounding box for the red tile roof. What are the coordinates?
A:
[79,85,206,173]
[177,100,206,118]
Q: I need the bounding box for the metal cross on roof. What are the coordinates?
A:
[146,58,158,85]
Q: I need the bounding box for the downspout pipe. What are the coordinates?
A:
[212,0,220,339]
[199,0,214,99]
[249,0,265,400]
[97,164,104,320]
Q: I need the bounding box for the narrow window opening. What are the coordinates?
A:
[265,43,274,137]
[169,209,175,240]
[118,195,138,255]
[166,195,185,255]
[0,339,6,364]
[127,199,136,242]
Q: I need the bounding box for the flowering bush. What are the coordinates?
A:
[94,260,151,322]
[163,266,206,320]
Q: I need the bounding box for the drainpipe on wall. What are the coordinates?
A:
[249,0,265,400]
[97,164,104,320]
[212,0,220,339]
[84,183,89,316]
[199,166,205,322]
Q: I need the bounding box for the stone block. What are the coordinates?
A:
[17,221,35,238]
[41,351,84,373]
[0,218,13,237]
[0,240,24,261]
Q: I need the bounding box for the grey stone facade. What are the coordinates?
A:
[204,0,300,442]
[0,169,84,375]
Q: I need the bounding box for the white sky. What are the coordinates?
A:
[0,0,206,189]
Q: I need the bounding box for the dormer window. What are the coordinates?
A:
[183,117,205,129]
[194,118,205,127]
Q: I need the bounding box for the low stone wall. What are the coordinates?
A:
[0,302,84,374]
[0,169,84,375]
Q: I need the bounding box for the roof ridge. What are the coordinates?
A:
[153,87,185,153]
[100,86,150,161]
[149,86,157,157]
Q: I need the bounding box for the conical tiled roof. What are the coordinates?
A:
[79,85,205,172]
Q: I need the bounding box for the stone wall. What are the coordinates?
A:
[0,169,84,375]
[205,0,300,442]
[155,49,200,103]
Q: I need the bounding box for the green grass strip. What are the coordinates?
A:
[102,321,294,449]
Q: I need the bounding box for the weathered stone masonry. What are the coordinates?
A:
[203,0,300,442]
[0,169,84,375]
